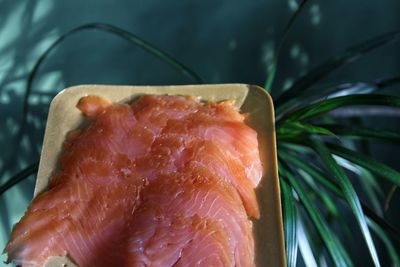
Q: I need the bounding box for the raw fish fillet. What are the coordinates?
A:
[6,95,263,267]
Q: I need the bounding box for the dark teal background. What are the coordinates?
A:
[0,1,399,266]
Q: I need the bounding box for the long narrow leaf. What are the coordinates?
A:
[297,169,339,218]
[275,30,400,108]
[280,147,400,243]
[277,122,336,138]
[319,124,400,143]
[280,151,342,196]
[276,75,400,116]
[277,81,377,115]
[311,140,381,267]
[385,185,397,211]
[264,0,310,92]
[279,162,353,267]
[361,182,383,217]
[0,162,39,195]
[367,218,400,267]
[22,23,203,125]
[281,179,298,267]
[281,94,400,122]
[297,217,318,267]
[334,156,383,216]
[328,143,400,187]
[286,149,380,235]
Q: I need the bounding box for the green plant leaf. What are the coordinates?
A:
[284,148,379,230]
[277,81,376,115]
[0,162,39,195]
[279,150,342,195]
[328,143,400,187]
[334,156,383,216]
[282,146,340,217]
[297,168,340,218]
[279,162,353,267]
[359,171,383,216]
[311,140,381,267]
[297,216,319,267]
[22,22,203,127]
[274,30,400,108]
[280,94,400,123]
[367,218,400,267]
[385,185,398,211]
[280,147,400,243]
[281,179,298,267]
[264,0,310,92]
[277,122,336,139]
[276,75,400,116]
[319,124,400,143]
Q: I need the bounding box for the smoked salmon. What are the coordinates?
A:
[6,95,263,267]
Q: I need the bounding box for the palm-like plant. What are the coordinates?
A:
[1,1,399,266]
[269,2,400,266]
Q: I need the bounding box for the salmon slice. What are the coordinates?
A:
[159,124,261,217]
[6,179,141,267]
[172,218,231,267]
[128,163,254,266]
[6,94,261,267]
[132,97,262,217]
[183,140,260,218]
[131,95,202,134]
[163,116,262,187]
[128,132,259,217]
[128,212,232,267]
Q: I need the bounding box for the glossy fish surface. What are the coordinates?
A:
[6,95,262,267]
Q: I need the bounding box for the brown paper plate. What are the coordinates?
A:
[35,84,285,267]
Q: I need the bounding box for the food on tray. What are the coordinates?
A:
[6,95,262,267]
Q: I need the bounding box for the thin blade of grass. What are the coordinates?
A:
[296,165,356,248]
[367,218,400,267]
[334,156,383,216]
[333,153,383,195]
[264,0,310,92]
[311,140,381,267]
[279,162,353,267]
[0,162,39,195]
[297,169,339,217]
[277,122,336,138]
[328,143,400,187]
[279,142,315,154]
[277,81,377,116]
[297,216,318,267]
[275,30,400,108]
[318,124,400,143]
[280,146,400,243]
[280,94,400,123]
[361,180,383,217]
[280,147,400,243]
[22,22,203,125]
[285,147,378,225]
[384,185,397,211]
[280,150,341,195]
[276,75,400,116]
[281,178,299,267]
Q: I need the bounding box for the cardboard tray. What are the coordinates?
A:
[35,84,285,267]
